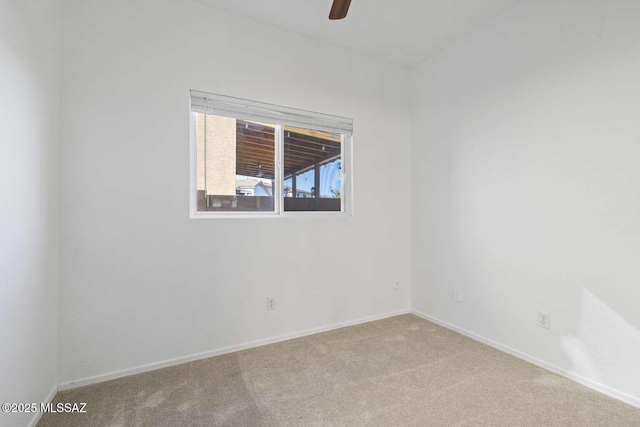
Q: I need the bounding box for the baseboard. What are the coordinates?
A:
[410,308,640,409]
[27,384,57,427]
[58,308,410,391]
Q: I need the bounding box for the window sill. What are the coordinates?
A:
[189,211,352,220]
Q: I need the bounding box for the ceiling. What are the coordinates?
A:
[235,121,341,179]
[195,0,522,68]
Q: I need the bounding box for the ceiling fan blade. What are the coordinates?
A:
[329,0,352,20]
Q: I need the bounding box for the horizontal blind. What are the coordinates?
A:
[190,90,353,136]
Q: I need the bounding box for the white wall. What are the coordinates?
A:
[0,0,60,426]
[58,0,411,385]
[412,0,640,406]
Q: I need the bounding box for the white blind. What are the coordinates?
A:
[190,90,353,136]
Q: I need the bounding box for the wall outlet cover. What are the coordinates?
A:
[538,311,550,329]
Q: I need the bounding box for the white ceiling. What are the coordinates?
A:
[195,0,522,68]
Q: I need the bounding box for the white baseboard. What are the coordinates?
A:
[410,308,640,409]
[27,384,57,427]
[58,308,411,391]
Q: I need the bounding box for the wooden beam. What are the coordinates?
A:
[292,173,296,198]
[314,162,320,199]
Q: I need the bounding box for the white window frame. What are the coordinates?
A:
[189,92,353,219]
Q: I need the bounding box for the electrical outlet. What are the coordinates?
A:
[538,311,550,329]
[394,281,400,290]
[267,297,275,311]
[453,288,462,302]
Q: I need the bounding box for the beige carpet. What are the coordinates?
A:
[38,315,640,426]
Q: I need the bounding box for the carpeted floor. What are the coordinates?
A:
[38,315,640,426]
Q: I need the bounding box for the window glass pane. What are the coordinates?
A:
[295,168,314,198]
[283,177,293,198]
[283,126,342,212]
[319,158,342,199]
[195,113,275,212]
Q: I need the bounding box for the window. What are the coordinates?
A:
[190,91,352,218]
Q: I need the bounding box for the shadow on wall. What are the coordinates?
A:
[561,288,640,399]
